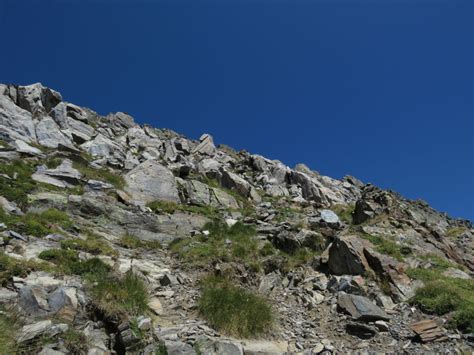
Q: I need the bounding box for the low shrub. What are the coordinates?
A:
[198,276,273,338]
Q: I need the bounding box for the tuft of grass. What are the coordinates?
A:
[198,276,273,338]
[14,208,72,237]
[445,226,467,239]
[119,234,161,250]
[72,161,125,189]
[169,221,259,269]
[0,308,20,353]
[44,156,63,169]
[38,249,110,277]
[281,248,320,272]
[147,200,220,219]
[408,265,474,333]
[62,328,89,354]
[0,253,52,286]
[89,270,149,318]
[61,234,118,257]
[0,160,36,209]
[359,232,409,261]
[331,204,355,224]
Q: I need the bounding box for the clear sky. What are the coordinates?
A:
[0,0,472,221]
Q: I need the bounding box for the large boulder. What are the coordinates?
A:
[0,94,37,142]
[16,83,62,114]
[337,292,389,322]
[32,159,82,188]
[327,235,370,275]
[192,133,216,156]
[124,160,180,205]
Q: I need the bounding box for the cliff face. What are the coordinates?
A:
[0,83,472,354]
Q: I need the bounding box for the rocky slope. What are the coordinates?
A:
[0,83,472,354]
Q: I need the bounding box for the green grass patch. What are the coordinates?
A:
[0,252,52,286]
[198,276,273,338]
[72,161,125,189]
[281,247,320,272]
[89,270,149,318]
[13,208,72,237]
[408,258,474,333]
[169,221,260,269]
[445,226,467,238]
[61,233,118,257]
[147,200,220,218]
[119,234,161,250]
[62,328,89,354]
[0,308,20,353]
[331,204,355,224]
[38,249,110,277]
[359,232,409,261]
[0,159,36,209]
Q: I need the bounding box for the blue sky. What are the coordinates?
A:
[0,0,472,220]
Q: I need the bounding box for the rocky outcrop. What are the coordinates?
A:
[124,160,180,205]
[0,83,472,354]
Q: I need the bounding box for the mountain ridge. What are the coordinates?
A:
[0,82,472,354]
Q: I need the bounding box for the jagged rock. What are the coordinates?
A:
[11,139,43,155]
[36,116,74,149]
[32,159,82,188]
[327,235,370,275]
[337,292,389,322]
[0,287,18,302]
[192,133,216,156]
[17,320,54,342]
[410,319,448,343]
[16,83,62,114]
[185,179,239,209]
[0,93,37,142]
[442,267,470,279]
[81,133,125,160]
[124,160,180,205]
[0,196,23,215]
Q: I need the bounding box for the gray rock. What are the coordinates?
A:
[0,94,37,142]
[320,209,341,225]
[192,133,216,156]
[17,320,53,342]
[196,336,243,355]
[328,236,369,275]
[36,116,73,149]
[16,83,62,114]
[124,160,180,205]
[11,139,43,155]
[337,292,389,322]
[163,340,196,355]
[32,159,82,188]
